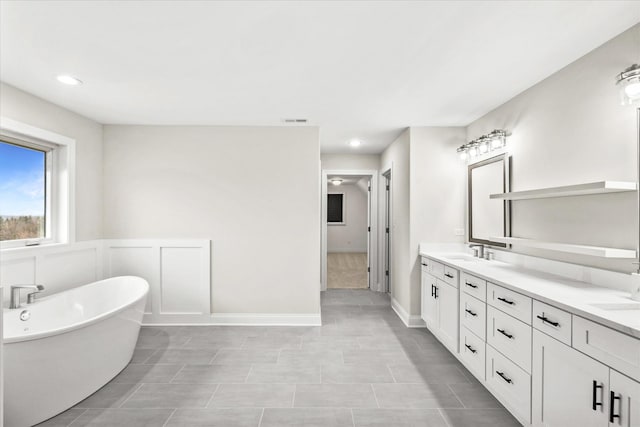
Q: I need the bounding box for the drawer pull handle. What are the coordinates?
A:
[421,263,428,267]
[465,309,477,317]
[465,281,478,289]
[496,371,513,384]
[444,273,454,279]
[497,328,513,339]
[431,285,435,297]
[609,391,621,422]
[497,297,514,305]
[464,344,477,354]
[431,285,438,299]
[536,314,560,327]
[592,380,603,411]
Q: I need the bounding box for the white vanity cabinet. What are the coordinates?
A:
[533,325,640,427]
[420,257,459,354]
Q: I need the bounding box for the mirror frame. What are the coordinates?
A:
[467,153,511,247]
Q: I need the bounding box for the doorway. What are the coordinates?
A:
[383,169,391,294]
[321,169,378,292]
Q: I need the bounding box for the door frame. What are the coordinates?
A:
[382,168,392,294]
[321,169,379,291]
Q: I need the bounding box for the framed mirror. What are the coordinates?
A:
[468,154,511,247]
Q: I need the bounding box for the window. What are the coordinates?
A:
[0,117,76,250]
[0,139,49,243]
[327,193,345,224]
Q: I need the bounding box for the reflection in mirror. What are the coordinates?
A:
[468,154,510,246]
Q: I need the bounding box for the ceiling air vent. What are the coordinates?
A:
[282,118,308,124]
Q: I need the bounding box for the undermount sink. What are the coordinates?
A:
[589,302,640,311]
[439,254,481,262]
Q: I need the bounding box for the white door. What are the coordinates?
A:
[609,370,640,427]
[438,280,459,353]
[423,274,438,331]
[533,330,610,427]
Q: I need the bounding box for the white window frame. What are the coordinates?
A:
[0,117,75,250]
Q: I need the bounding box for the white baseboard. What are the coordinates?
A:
[391,297,426,328]
[327,248,368,253]
[144,312,322,326]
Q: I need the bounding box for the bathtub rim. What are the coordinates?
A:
[3,275,149,344]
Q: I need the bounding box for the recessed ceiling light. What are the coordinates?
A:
[331,179,343,186]
[56,75,83,86]
[349,139,362,148]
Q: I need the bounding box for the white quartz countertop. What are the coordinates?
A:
[420,250,640,339]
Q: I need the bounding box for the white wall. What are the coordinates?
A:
[102,125,321,316]
[321,154,380,171]
[0,83,103,241]
[327,182,368,253]
[409,127,466,315]
[380,129,410,313]
[467,23,639,273]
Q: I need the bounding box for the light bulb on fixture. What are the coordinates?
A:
[468,144,478,158]
[616,64,640,105]
[478,137,489,154]
[457,146,467,161]
[331,179,343,186]
[349,139,362,148]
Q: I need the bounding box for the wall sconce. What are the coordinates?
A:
[457,129,509,161]
[616,64,640,105]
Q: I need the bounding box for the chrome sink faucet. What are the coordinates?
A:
[469,244,485,259]
[10,285,45,309]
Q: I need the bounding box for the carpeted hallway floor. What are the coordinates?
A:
[327,252,368,289]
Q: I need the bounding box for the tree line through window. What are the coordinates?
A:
[0,140,47,241]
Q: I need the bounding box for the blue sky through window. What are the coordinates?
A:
[0,141,45,216]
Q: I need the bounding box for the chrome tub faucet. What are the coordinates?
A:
[10,285,45,309]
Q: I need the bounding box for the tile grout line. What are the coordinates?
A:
[291,384,297,408]
[446,383,467,409]
[167,364,186,384]
[437,408,453,427]
[65,408,88,427]
[257,407,265,427]
[245,364,255,383]
[204,383,221,408]
[208,349,220,364]
[350,408,356,427]
[370,384,380,408]
[386,364,397,383]
[160,408,178,427]
[117,382,145,408]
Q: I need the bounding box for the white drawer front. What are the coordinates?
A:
[461,291,486,340]
[421,257,429,274]
[573,316,640,381]
[487,305,532,373]
[442,264,458,288]
[460,327,486,381]
[461,271,486,301]
[487,282,532,325]
[429,260,445,280]
[486,344,532,425]
[532,300,572,346]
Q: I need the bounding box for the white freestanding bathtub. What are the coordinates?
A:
[3,276,149,427]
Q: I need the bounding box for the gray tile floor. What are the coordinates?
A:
[38,290,520,427]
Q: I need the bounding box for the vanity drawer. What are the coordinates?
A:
[442,265,458,287]
[429,260,445,280]
[461,291,486,340]
[460,327,485,380]
[461,271,486,301]
[573,316,640,381]
[487,305,532,373]
[421,257,430,273]
[487,282,532,325]
[532,300,572,346]
[486,344,531,425]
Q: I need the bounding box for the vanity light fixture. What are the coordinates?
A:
[616,64,640,105]
[56,75,83,86]
[457,129,508,161]
[331,179,343,186]
[349,139,362,148]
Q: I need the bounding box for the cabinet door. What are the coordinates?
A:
[423,274,438,331]
[438,280,459,353]
[609,370,640,427]
[533,330,609,427]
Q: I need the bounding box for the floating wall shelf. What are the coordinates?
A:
[490,181,637,201]
[490,237,637,259]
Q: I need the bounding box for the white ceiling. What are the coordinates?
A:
[1,1,639,153]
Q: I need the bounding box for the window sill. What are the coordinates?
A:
[1,242,68,254]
